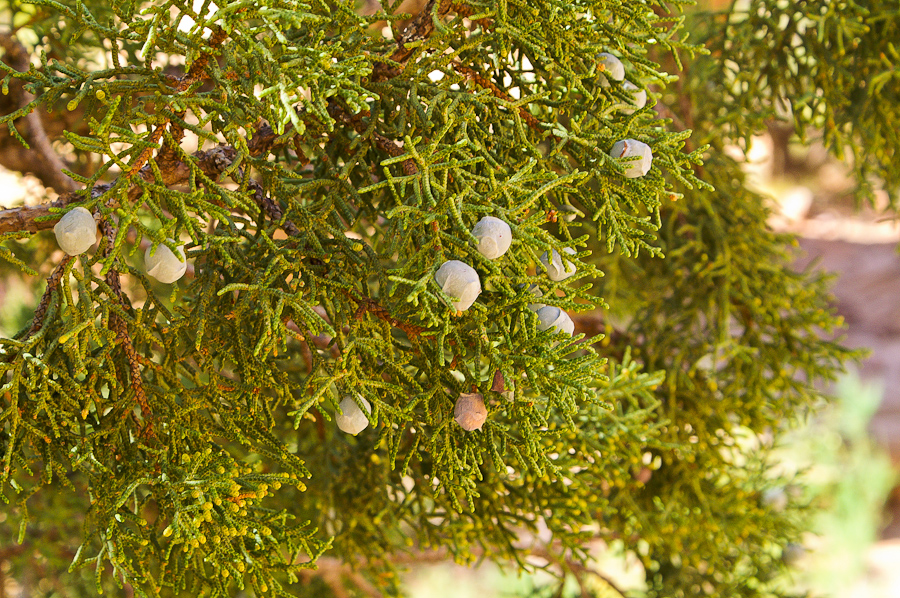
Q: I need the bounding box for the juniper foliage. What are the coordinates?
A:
[0,0,890,596]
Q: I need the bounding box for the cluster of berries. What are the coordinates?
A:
[337,52,655,436]
[54,206,188,283]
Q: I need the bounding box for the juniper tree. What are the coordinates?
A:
[0,0,892,596]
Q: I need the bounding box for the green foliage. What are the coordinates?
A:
[792,374,897,596]
[688,0,900,202]
[0,0,888,596]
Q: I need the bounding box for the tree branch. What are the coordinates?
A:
[0,30,78,193]
[0,255,73,368]
[454,62,558,142]
[373,0,457,81]
[126,26,229,178]
[346,289,428,340]
[327,102,419,176]
[98,219,153,436]
[27,255,73,335]
[0,1,469,235]
[0,1,514,243]
[228,167,302,237]
[0,139,274,235]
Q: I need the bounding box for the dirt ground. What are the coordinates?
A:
[795,238,900,467]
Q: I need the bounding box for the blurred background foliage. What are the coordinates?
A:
[399,373,898,598]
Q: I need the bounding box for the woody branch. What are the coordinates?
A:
[0,2,510,237]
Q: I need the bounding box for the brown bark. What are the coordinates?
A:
[0,30,80,193]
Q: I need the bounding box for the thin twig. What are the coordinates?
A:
[450,1,492,30]
[229,168,302,237]
[345,289,428,340]
[27,255,73,337]
[98,219,154,437]
[327,102,418,176]
[454,62,554,140]
[127,27,229,177]
[528,545,631,598]
[372,0,456,81]
[0,254,71,366]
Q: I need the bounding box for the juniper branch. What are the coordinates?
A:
[27,254,73,337]
[227,167,301,237]
[346,289,428,340]
[98,218,153,435]
[327,101,418,176]
[373,0,456,81]
[0,1,868,596]
[0,140,280,235]
[127,27,229,178]
[454,62,557,141]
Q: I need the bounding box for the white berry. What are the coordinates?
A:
[336,395,371,435]
[559,204,582,222]
[471,216,512,259]
[620,80,648,114]
[434,260,481,311]
[145,242,188,284]
[539,248,577,282]
[454,392,487,431]
[53,206,97,256]
[610,139,653,178]
[598,53,625,86]
[536,306,575,336]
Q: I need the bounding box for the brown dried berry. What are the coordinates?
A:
[454,392,487,431]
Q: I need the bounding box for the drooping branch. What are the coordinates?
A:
[98,218,154,436]
[0,253,75,360]
[27,255,73,337]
